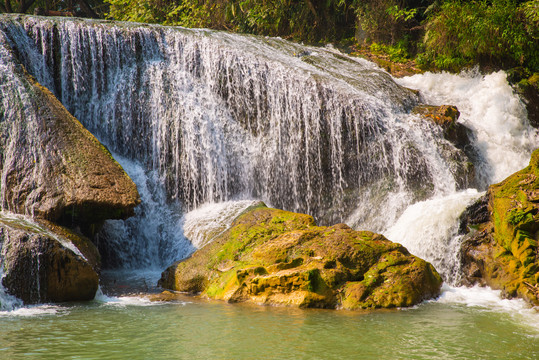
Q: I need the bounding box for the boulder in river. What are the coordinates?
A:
[0,213,100,304]
[159,204,442,309]
[460,149,539,305]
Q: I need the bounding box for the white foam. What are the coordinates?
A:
[437,284,539,332]
[397,70,538,185]
[384,189,482,283]
[0,304,63,317]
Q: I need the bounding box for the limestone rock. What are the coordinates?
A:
[159,204,442,309]
[413,104,476,189]
[0,45,140,235]
[413,105,470,146]
[0,213,100,304]
[460,149,539,305]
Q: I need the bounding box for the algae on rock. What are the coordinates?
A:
[460,149,539,305]
[159,204,442,309]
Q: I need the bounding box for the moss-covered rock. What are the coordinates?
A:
[460,149,539,305]
[0,213,100,304]
[0,44,140,235]
[159,204,442,309]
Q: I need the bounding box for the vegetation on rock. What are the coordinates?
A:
[159,203,442,309]
[460,149,539,305]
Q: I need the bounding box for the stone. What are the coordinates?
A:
[0,55,140,236]
[460,149,539,305]
[159,204,442,309]
[412,104,477,189]
[0,213,100,304]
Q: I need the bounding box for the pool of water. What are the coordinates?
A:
[1,284,538,360]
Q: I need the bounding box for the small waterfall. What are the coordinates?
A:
[386,71,538,283]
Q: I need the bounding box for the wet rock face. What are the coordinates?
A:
[412,104,471,147]
[0,51,140,236]
[159,204,442,309]
[0,32,139,304]
[0,216,100,304]
[460,149,539,305]
[412,104,476,189]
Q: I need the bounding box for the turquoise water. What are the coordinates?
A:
[1,289,538,360]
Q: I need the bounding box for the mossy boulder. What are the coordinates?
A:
[159,204,442,309]
[0,213,100,304]
[460,149,539,305]
[0,43,140,235]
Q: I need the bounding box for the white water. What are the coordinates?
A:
[396,70,538,186]
[96,155,193,269]
[384,189,482,284]
[437,285,539,332]
[385,70,538,285]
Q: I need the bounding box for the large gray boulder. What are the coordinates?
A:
[0,214,100,304]
[0,35,140,235]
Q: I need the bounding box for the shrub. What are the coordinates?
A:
[422,0,539,71]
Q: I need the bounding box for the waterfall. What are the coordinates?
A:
[95,154,194,269]
[1,15,468,231]
[0,15,537,286]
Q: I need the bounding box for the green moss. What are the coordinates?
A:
[161,204,442,309]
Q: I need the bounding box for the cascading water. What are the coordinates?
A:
[94,154,194,269]
[1,15,472,234]
[385,70,538,284]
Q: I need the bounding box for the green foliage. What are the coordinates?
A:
[421,0,539,72]
[103,0,537,73]
[105,0,356,42]
[370,39,412,63]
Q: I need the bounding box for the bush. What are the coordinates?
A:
[421,0,539,71]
